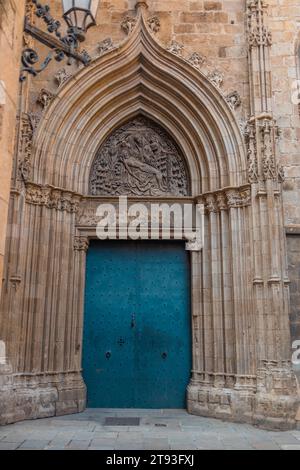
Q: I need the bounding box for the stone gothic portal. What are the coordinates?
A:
[0,3,298,429]
[83,240,192,409]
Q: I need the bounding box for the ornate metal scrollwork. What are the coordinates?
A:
[20,47,59,81]
[20,1,92,82]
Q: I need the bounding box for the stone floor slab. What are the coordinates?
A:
[18,440,51,450]
[0,409,299,450]
[0,442,24,450]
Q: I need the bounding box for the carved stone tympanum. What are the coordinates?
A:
[89,117,189,196]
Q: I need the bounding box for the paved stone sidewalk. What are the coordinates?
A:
[0,409,300,450]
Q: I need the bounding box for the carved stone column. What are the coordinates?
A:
[73,237,89,373]
[188,187,257,424]
[246,0,298,428]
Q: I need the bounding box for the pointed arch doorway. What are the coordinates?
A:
[82,115,193,408]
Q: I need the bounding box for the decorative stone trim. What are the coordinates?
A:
[27,112,41,132]
[192,370,257,390]
[259,119,285,183]
[55,68,72,88]
[208,70,224,89]
[197,186,251,213]
[76,203,100,227]
[167,40,184,56]
[97,38,114,56]
[226,187,251,208]
[185,235,202,252]
[37,88,55,110]
[9,276,22,290]
[256,360,298,396]
[147,16,160,33]
[74,236,89,252]
[121,16,137,35]
[25,182,82,213]
[226,91,241,110]
[18,113,34,182]
[215,192,227,211]
[245,121,259,184]
[247,0,272,49]
[242,116,284,184]
[205,193,219,213]
[267,277,281,284]
[187,52,206,69]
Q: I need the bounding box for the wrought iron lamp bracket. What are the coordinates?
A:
[20,1,92,82]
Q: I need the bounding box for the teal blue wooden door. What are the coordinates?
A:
[82,240,191,408]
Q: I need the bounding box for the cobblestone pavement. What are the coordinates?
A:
[0,409,300,450]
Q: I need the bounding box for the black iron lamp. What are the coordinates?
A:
[62,0,99,42]
[20,0,100,81]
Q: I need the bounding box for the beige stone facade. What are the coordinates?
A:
[0,0,300,429]
[0,0,25,300]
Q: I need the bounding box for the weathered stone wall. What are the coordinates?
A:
[268,0,300,226]
[29,0,249,122]
[0,0,25,300]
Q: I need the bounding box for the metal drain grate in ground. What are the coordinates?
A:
[104,417,141,426]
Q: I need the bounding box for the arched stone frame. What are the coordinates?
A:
[0,2,298,428]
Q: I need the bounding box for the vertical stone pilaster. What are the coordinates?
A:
[73,236,90,371]
[246,0,299,427]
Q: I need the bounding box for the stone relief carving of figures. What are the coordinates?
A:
[89,117,189,197]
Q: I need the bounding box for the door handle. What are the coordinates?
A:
[106,351,111,359]
[161,352,167,359]
[131,313,136,329]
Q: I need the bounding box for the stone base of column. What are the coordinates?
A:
[0,368,86,425]
[252,360,299,430]
[187,362,299,431]
[187,382,255,426]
